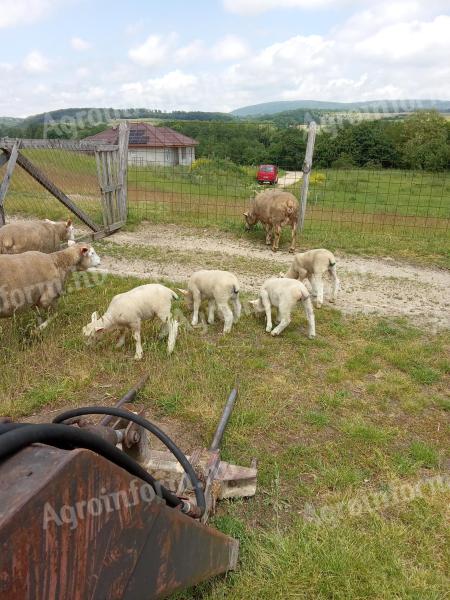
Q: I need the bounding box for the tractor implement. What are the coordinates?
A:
[0,381,257,599]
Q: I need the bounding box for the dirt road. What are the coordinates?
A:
[97,223,450,332]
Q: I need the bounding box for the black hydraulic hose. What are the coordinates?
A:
[53,406,206,515]
[0,423,183,510]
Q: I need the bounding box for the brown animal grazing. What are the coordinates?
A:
[0,244,100,329]
[243,189,299,252]
[0,219,74,254]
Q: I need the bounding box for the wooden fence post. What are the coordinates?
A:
[298,121,317,232]
[0,141,19,227]
[117,122,129,222]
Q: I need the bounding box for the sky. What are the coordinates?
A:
[0,0,449,117]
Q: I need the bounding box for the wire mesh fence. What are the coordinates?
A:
[0,145,104,228]
[2,121,449,258]
[127,154,450,241]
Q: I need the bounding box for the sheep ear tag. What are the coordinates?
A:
[177,288,189,296]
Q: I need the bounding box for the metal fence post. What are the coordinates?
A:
[299,121,317,231]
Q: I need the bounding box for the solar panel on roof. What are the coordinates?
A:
[129,131,148,144]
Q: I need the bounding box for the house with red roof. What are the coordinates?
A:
[83,122,199,167]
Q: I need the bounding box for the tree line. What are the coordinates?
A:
[1,109,448,172]
[170,111,450,171]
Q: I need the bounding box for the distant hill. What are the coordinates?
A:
[0,117,24,126]
[231,99,450,117]
[5,107,235,126]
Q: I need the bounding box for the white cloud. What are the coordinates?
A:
[23,50,49,73]
[75,66,90,78]
[71,36,91,51]
[128,33,177,67]
[0,0,61,28]
[175,39,204,64]
[120,70,198,108]
[213,35,249,61]
[2,1,450,116]
[356,15,450,63]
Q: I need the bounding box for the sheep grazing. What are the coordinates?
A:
[178,269,241,333]
[284,249,339,308]
[82,284,179,360]
[0,218,75,254]
[243,189,299,252]
[0,244,100,328]
[250,277,315,338]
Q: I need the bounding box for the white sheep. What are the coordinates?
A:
[0,219,74,254]
[250,277,316,338]
[284,249,339,308]
[82,284,179,359]
[178,270,241,333]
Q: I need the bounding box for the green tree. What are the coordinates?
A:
[400,110,450,171]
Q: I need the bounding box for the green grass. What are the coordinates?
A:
[2,154,449,266]
[1,274,448,598]
[308,168,450,219]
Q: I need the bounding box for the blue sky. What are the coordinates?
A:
[0,0,449,117]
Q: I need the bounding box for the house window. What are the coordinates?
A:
[181,147,187,160]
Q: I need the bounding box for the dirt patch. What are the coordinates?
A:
[96,222,450,332]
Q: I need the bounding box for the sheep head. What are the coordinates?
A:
[177,288,194,310]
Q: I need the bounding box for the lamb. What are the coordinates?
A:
[284,249,339,308]
[0,244,100,328]
[177,270,241,333]
[249,277,315,338]
[0,219,75,254]
[243,189,299,252]
[82,284,179,359]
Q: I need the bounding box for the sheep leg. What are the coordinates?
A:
[313,275,324,308]
[289,221,297,253]
[158,321,170,339]
[265,224,272,245]
[167,318,178,354]
[302,296,316,339]
[260,290,272,333]
[36,311,54,331]
[35,289,59,331]
[304,277,313,293]
[310,274,324,307]
[131,324,143,360]
[191,289,201,326]
[116,328,127,348]
[207,299,216,324]
[231,295,241,323]
[218,302,234,333]
[330,266,340,303]
[271,224,281,252]
[271,307,291,335]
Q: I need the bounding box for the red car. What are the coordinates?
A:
[257,164,278,185]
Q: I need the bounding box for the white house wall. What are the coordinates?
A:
[128,146,196,167]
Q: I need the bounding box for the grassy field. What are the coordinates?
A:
[1,273,448,598]
[1,152,449,266]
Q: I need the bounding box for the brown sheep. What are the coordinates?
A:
[0,244,100,329]
[0,219,74,254]
[243,189,299,252]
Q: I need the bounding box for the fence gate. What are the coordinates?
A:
[0,122,129,240]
